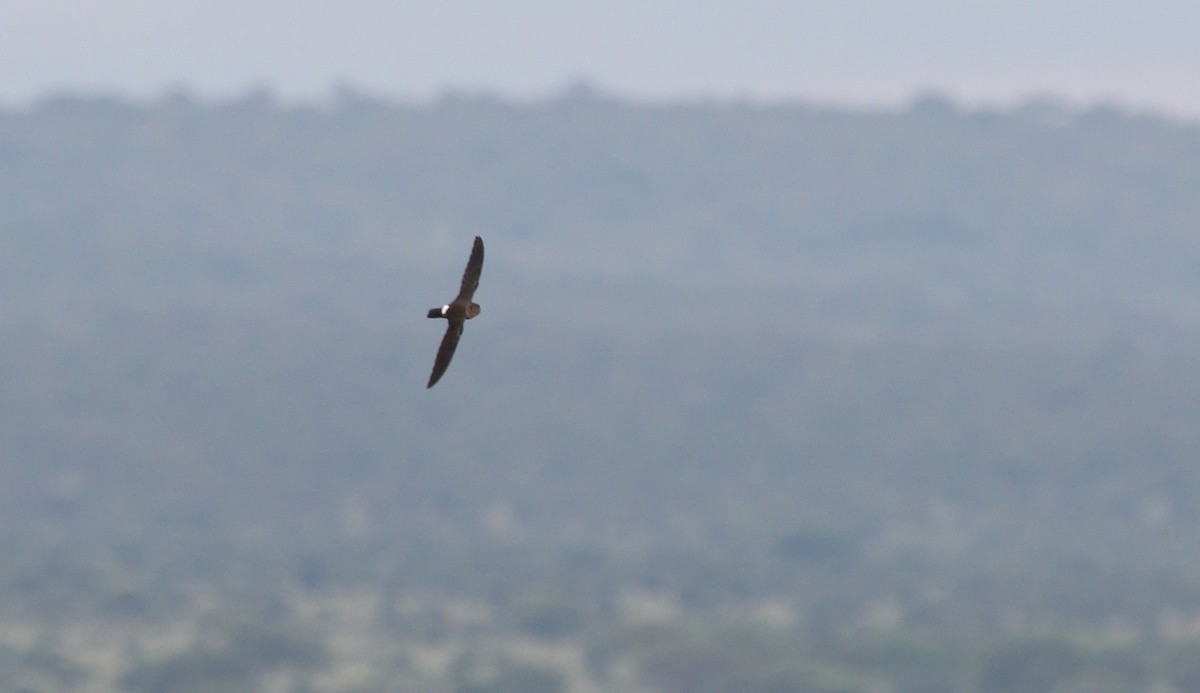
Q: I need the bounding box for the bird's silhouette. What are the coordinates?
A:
[426,236,484,388]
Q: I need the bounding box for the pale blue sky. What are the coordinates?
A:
[5,0,1199,115]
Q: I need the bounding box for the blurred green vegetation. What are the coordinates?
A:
[1,89,1199,690]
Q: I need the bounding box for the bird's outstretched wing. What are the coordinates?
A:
[427,318,464,388]
[456,236,484,301]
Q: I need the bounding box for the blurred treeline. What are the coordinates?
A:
[1,87,1200,691]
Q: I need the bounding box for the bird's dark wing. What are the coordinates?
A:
[427,318,464,388]
[455,236,484,301]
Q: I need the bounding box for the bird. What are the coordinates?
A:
[426,235,484,388]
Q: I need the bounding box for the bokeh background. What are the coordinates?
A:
[3,3,1200,691]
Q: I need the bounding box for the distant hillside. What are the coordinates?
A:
[1,89,1199,642]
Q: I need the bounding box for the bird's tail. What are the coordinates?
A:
[427,308,444,318]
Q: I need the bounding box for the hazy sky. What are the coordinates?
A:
[5,0,1200,116]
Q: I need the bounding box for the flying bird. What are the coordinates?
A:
[426,236,484,388]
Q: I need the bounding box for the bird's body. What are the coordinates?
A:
[426,236,484,388]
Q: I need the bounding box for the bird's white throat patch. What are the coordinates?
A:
[441,305,450,315]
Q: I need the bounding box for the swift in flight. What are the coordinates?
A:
[426,236,484,388]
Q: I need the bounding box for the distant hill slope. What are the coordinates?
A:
[1,91,1199,630]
